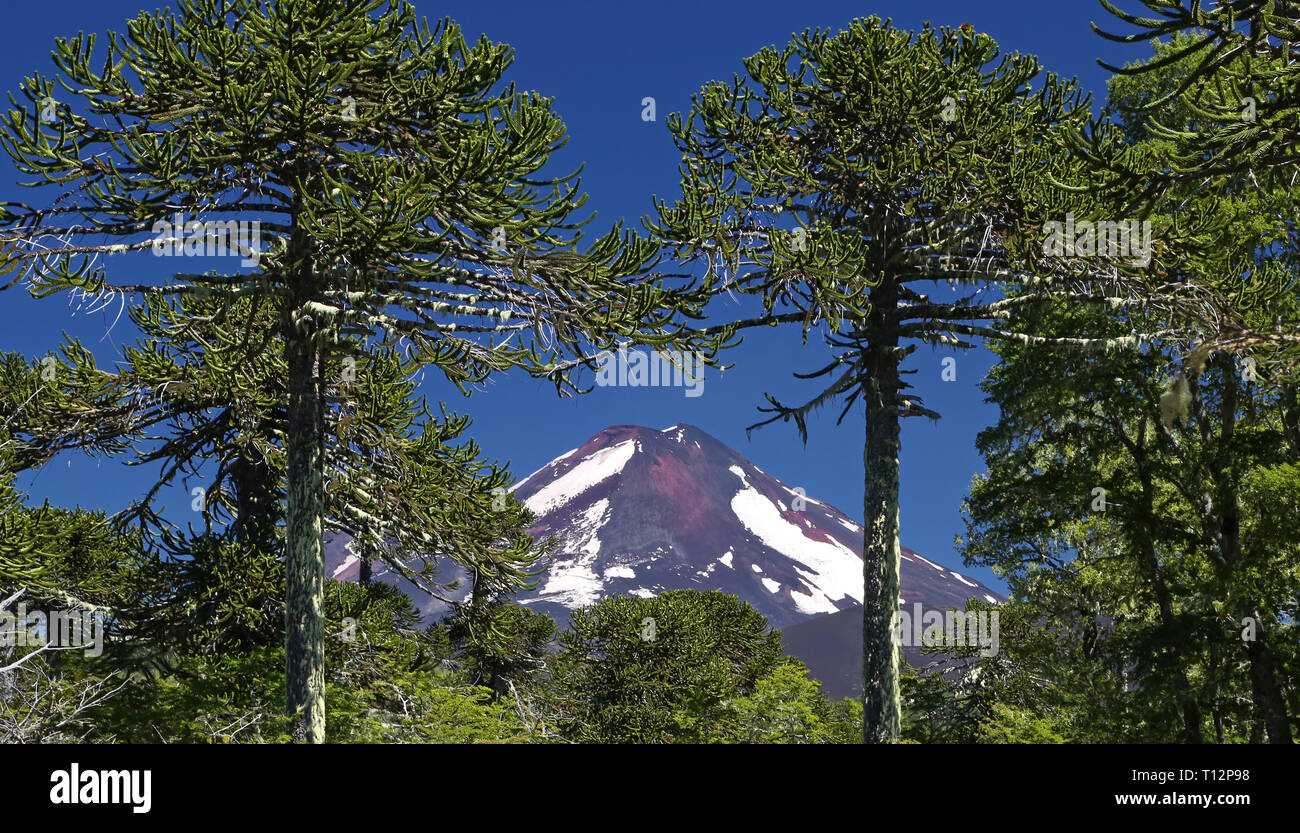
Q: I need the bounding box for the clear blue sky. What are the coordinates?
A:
[0,1,1150,592]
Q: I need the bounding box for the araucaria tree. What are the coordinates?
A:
[1089,1,1300,369]
[0,0,717,741]
[5,294,542,613]
[651,17,1180,741]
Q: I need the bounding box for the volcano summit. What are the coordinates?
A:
[507,423,1002,631]
[326,422,1005,696]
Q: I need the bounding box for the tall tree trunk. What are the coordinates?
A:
[1238,603,1292,744]
[1199,355,1292,744]
[285,325,326,743]
[860,287,902,743]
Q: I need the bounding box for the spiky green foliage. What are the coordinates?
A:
[1085,6,1300,367]
[0,473,55,588]
[0,355,148,594]
[0,0,725,740]
[6,294,545,595]
[550,590,786,743]
[0,359,55,587]
[1096,0,1300,181]
[547,590,858,744]
[86,579,534,743]
[649,16,1169,742]
[444,574,557,702]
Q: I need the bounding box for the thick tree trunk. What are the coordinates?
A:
[860,291,902,744]
[285,326,326,743]
[1238,603,1292,743]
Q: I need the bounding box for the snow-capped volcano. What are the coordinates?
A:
[324,422,1005,694]
[508,423,1003,630]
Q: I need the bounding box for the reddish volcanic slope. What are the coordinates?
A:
[326,423,1004,638]
[507,423,1004,631]
[325,422,1007,694]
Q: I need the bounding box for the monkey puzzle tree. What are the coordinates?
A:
[1087,2,1300,367]
[650,17,1185,742]
[0,0,719,741]
[0,297,548,670]
[0,440,56,588]
[7,293,542,594]
[550,590,787,744]
[1095,0,1300,181]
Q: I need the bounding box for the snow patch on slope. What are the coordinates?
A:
[331,554,358,579]
[528,499,611,607]
[661,425,688,443]
[522,440,635,515]
[728,471,862,614]
[510,446,580,491]
[781,482,826,507]
[911,552,944,571]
